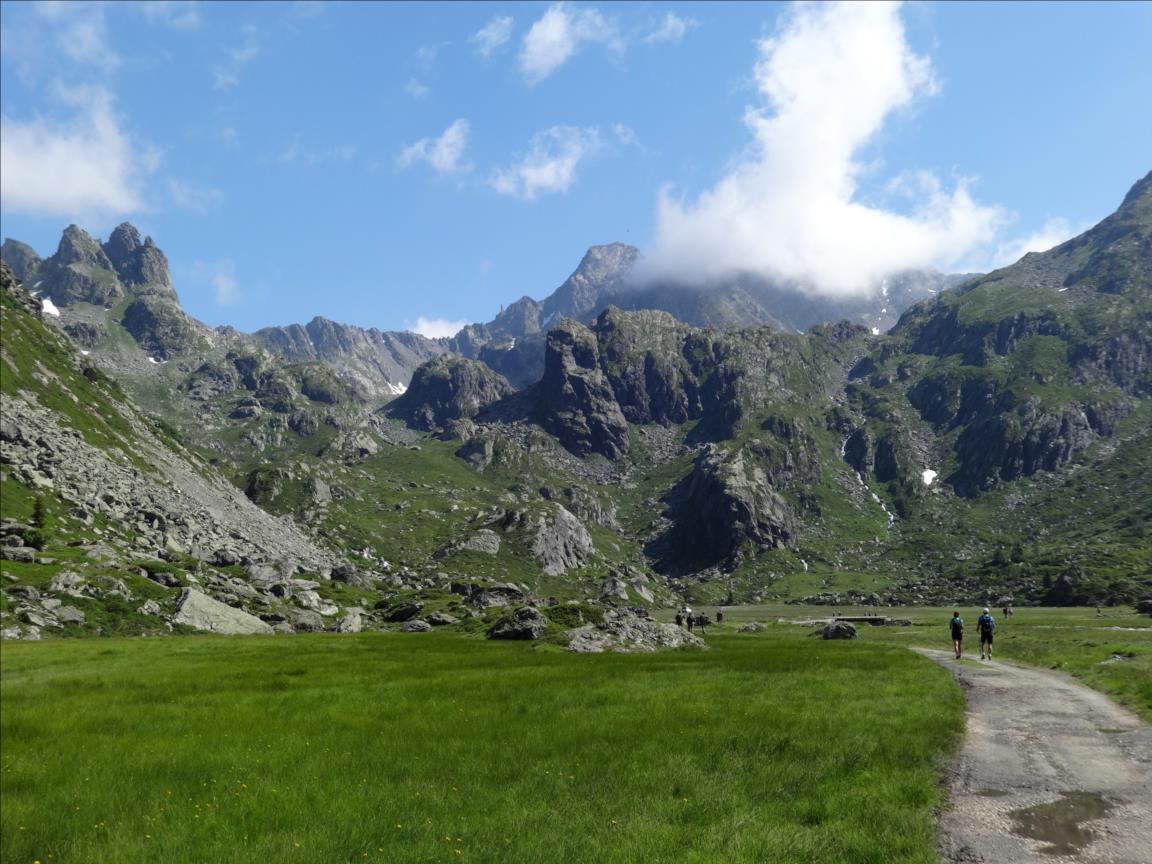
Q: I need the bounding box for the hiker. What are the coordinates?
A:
[1002,605,1009,621]
[696,614,707,634]
[977,608,996,660]
[675,612,683,628]
[716,610,724,624]
[950,611,964,660]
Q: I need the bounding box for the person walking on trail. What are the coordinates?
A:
[977,608,996,660]
[950,611,965,660]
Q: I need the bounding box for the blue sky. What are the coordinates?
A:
[1,1,1149,335]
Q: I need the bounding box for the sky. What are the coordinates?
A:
[1,1,1150,336]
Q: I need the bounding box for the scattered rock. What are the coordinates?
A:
[384,600,424,622]
[291,610,325,632]
[738,622,765,632]
[56,606,86,625]
[427,611,459,626]
[402,620,432,632]
[335,607,363,633]
[487,606,549,640]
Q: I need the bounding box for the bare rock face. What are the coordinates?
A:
[537,318,629,459]
[102,223,174,295]
[171,588,273,635]
[567,609,705,653]
[517,503,594,576]
[389,356,513,431]
[658,443,795,572]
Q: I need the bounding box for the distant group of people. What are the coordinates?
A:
[675,607,719,633]
[949,607,1000,660]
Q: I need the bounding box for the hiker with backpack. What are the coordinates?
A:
[977,608,996,660]
[949,611,965,660]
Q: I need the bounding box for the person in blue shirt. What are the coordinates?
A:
[977,608,996,660]
[949,611,965,659]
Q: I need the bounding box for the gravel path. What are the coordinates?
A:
[915,648,1152,863]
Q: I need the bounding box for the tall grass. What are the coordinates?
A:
[1,631,962,864]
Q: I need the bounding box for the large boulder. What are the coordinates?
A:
[171,588,273,635]
[818,620,858,640]
[487,606,549,640]
[520,504,594,576]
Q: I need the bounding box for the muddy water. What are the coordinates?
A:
[1009,792,1113,857]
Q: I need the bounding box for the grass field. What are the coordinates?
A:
[684,605,1152,721]
[1,630,962,864]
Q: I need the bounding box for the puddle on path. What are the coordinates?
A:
[976,789,1011,797]
[1009,791,1113,856]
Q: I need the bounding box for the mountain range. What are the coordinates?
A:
[1,171,1149,638]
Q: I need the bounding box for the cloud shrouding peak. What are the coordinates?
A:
[519,3,619,84]
[0,85,150,218]
[491,126,602,200]
[472,15,514,58]
[643,1,1004,295]
[398,119,470,175]
[408,317,467,339]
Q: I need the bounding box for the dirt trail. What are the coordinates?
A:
[915,649,1152,863]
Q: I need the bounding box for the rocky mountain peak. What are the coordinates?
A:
[103,222,142,267]
[55,224,113,270]
[544,243,640,322]
[0,239,42,284]
[102,222,172,292]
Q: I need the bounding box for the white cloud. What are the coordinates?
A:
[279,136,357,166]
[643,12,695,44]
[987,217,1087,270]
[167,178,222,213]
[213,271,239,306]
[138,1,201,30]
[642,1,1005,295]
[0,85,151,217]
[491,126,603,200]
[213,30,260,90]
[398,119,470,175]
[612,123,638,147]
[405,78,431,100]
[37,1,121,70]
[407,317,467,339]
[471,15,514,58]
[519,3,620,84]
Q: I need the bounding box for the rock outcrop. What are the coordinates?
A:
[567,609,705,653]
[388,355,513,430]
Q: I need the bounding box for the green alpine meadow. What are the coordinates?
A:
[2,630,964,864]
